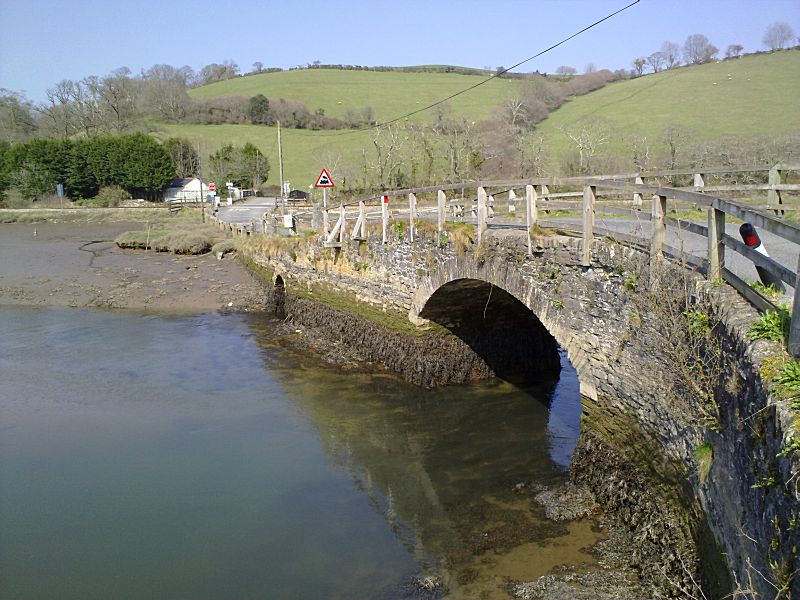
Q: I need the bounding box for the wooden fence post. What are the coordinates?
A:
[437,190,446,233]
[508,189,516,215]
[633,175,644,207]
[707,207,725,281]
[768,164,784,215]
[789,254,800,357]
[339,204,346,244]
[408,192,417,243]
[582,185,595,266]
[381,196,388,243]
[650,194,667,279]
[526,184,537,256]
[477,187,487,244]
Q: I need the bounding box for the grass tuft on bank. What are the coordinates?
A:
[115,224,227,255]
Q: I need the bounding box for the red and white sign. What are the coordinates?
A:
[209,182,216,193]
[382,195,389,204]
[314,168,335,188]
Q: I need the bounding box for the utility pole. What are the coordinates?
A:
[277,120,286,211]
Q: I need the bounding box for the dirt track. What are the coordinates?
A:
[0,223,266,313]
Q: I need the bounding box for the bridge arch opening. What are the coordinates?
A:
[418,278,561,385]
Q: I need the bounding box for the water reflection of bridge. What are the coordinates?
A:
[249,325,582,579]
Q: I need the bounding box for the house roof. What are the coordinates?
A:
[170,178,198,187]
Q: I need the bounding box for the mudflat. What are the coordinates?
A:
[0,223,266,312]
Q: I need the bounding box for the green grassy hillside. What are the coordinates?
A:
[154,123,370,192]
[190,68,515,123]
[158,52,800,187]
[534,50,800,164]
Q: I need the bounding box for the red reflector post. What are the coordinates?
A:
[739,222,784,293]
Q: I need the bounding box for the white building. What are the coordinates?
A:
[163,178,210,203]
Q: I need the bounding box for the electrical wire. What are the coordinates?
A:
[286,0,641,138]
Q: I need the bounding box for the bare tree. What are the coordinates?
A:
[0,89,37,141]
[41,81,76,138]
[141,65,190,122]
[661,41,681,69]
[370,123,407,188]
[199,60,239,85]
[252,61,265,74]
[683,34,718,64]
[499,97,532,134]
[632,57,646,76]
[516,132,548,177]
[629,135,651,171]
[762,21,795,50]
[584,62,596,74]
[725,44,744,59]
[561,118,612,173]
[555,65,576,76]
[662,123,690,171]
[99,67,139,133]
[646,52,666,73]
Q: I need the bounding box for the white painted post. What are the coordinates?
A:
[693,173,705,189]
[508,189,516,215]
[381,196,388,244]
[437,190,446,233]
[707,207,725,281]
[633,175,644,207]
[477,187,488,244]
[488,194,495,218]
[358,200,366,239]
[408,192,417,243]
[526,184,537,256]
[582,185,595,266]
[323,188,330,238]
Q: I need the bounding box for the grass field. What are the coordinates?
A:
[153,122,369,193]
[159,51,800,187]
[534,50,800,165]
[190,68,515,123]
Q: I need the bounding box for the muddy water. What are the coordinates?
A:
[0,306,598,599]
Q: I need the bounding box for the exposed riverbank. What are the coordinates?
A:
[0,222,266,313]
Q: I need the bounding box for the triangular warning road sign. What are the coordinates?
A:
[314,168,335,188]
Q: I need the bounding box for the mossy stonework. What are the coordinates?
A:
[241,229,799,598]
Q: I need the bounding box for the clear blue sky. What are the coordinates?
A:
[1,0,798,102]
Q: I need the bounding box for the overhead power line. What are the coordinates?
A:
[289,0,641,138]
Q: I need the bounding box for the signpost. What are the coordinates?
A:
[315,168,335,236]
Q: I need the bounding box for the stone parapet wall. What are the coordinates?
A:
[242,228,799,598]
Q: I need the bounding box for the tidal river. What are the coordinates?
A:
[0,306,595,599]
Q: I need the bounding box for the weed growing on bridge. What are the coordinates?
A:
[747,307,791,345]
[694,443,713,484]
[748,281,783,303]
[631,257,726,430]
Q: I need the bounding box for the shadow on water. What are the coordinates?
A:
[246,313,592,597]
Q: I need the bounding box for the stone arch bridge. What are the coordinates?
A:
[234,169,800,598]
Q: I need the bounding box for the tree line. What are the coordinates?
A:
[629,22,797,76]
[0,134,270,204]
